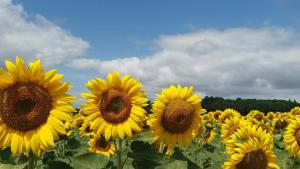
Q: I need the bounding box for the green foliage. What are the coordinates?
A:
[1,127,300,169]
[69,153,109,169]
[202,96,300,115]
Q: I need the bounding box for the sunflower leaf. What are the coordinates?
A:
[69,153,109,169]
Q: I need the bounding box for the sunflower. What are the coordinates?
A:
[0,57,76,156]
[271,117,288,133]
[72,114,86,128]
[223,138,279,169]
[225,125,273,155]
[266,112,276,121]
[221,116,249,143]
[81,72,148,141]
[246,110,265,123]
[79,122,94,137]
[290,107,300,118]
[201,113,211,122]
[211,110,222,121]
[147,85,205,148]
[219,109,240,124]
[64,121,72,137]
[284,117,300,157]
[254,121,273,134]
[88,134,116,158]
[198,123,216,144]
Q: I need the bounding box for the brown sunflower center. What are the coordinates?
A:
[204,132,211,139]
[214,113,220,119]
[236,149,268,169]
[268,114,274,120]
[255,114,263,121]
[295,128,300,145]
[85,125,93,133]
[0,83,52,131]
[96,136,111,151]
[229,126,237,134]
[76,119,84,128]
[162,99,194,133]
[275,120,288,130]
[100,89,132,124]
[203,115,209,121]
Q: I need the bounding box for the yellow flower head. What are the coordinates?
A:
[79,121,94,137]
[223,138,279,169]
[246,110,265,123]
[72,114,86,128]
[211,110,222,121]
[225,125,274,155]
[0,57,76,156]
[81,71,148,141]
[290,107,300,117]
[284,117,300,157]
[198,123,216,144]
[271,117,289,133]
[219,109,240,124]
[147,85,206,147]
[266,112,276,121]
[221,116,249,143]
[88,134,116,158]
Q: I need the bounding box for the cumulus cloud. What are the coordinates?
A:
[0,0,89,66]
[68,27,300,101]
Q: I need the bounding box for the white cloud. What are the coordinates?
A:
[0,0,89,66]
[68,27,300,101]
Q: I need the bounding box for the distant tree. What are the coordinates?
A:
[202,96,300,115]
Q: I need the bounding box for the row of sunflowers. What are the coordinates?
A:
[0,57,300,169]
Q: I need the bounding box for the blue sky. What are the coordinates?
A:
[1,0,300,107]
[15,0,300,59]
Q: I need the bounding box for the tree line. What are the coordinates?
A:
[77,97,300,116]
[201,96,300,115]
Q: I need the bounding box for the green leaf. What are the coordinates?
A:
[183,141,226,169]
[0,148,15,164]
[67,137,82,149]
[187,159,200,169]
[134,131,154,143]
[45,159,72,169]
[155,160,187,169]
[128,141,174,169]
[275,140,285,150]
[171,147,186,161]
[129,141,163,162]
[70,153,109,169]
[273,133,282,141]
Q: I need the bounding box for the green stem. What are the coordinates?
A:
[28,153,37,169]
[121,156,129,169]
[117,139,123,169]
[158,142,165,154]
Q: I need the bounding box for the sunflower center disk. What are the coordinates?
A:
[162,99,194,134]
[97,136,111,151]
[85,125,93,133]
[236,149,268,169]
[15,99,35,115]
[255,114,263,121]
[0,83,52,131]
[295,129,300,145]
[100,89,132,124]
[275,120,287,130]
[76,119,84,128]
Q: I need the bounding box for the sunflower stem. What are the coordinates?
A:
[159,142,164,154]
[28,152,37,169]
[117,139,123,169]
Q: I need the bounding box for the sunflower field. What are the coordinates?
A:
[1,57,300,169]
